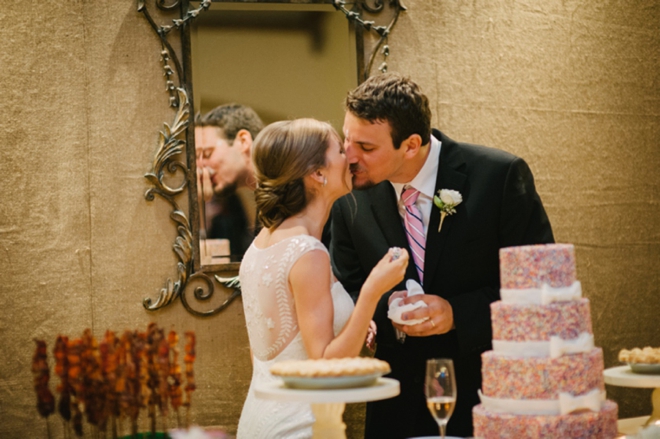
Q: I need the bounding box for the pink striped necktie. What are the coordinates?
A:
[402,186,425,284]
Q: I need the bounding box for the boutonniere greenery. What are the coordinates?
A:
[433,189,463,232]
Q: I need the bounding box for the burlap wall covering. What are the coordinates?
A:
[0,1,657,437]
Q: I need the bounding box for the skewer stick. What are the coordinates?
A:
[112,415,117,439]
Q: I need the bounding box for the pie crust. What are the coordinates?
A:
[270,357,390,378]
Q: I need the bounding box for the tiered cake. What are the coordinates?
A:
[473,244,618,439]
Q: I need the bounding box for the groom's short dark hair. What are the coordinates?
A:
[345,73,432,150]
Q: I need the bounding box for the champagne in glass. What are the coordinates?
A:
[425,358,456,439]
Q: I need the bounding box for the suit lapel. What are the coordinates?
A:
[368,182,420,283]
[424,132,467,290]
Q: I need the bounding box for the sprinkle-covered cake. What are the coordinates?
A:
[472,244,618,439]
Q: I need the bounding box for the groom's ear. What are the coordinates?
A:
[400,134,423,159]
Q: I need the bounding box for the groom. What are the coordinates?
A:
[330,73,554,438]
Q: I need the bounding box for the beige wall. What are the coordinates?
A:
[191,6,356,131]
[387,0,660,419]
[1,1,658,437]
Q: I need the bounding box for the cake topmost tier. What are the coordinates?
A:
[500,244,576,289]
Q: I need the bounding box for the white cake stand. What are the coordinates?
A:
[255,377,399,439]
[604,365,660,427]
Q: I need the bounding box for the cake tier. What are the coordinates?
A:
[500,244,576,289]
[481,349,604,399]
[491,299,592,342]
[473,400,618,439]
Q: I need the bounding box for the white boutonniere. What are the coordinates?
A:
[433,189,463,232]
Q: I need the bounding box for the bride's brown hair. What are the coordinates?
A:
[252,118,341,229]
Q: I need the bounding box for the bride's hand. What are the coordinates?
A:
[363,247,408,299]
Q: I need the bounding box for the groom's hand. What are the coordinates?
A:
[388,290,408,305]
[394,294,454,336]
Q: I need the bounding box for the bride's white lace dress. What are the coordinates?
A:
[236,235,355,439]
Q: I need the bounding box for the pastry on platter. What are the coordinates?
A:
[270,357,390,378]
[618,346,660,364]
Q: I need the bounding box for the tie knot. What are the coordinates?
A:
[402,186,420,207]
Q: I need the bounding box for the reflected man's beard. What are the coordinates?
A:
[214,180,237,198]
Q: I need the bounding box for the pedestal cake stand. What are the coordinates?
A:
[604,365,660,428]
[255,377,399,439]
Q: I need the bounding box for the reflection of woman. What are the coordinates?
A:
[236,119,409,438]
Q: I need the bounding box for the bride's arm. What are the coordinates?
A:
[290,248,408,359]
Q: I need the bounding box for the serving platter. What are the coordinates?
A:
[629,363,660,375]
[280,372,384,390]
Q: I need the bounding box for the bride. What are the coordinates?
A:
[236,118,409,438]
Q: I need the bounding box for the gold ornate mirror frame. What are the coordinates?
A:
[139,0,406,317]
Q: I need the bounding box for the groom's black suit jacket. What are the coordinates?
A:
[330,130,554,438]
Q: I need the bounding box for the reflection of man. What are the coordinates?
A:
[330,73,554,438]
[196,104,264,259]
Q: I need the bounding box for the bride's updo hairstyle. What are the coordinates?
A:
[252,118,340,229]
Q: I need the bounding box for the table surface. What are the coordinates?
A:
[604,365,660,388]
[255,377,400,403]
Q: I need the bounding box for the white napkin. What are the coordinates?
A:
[387,279,429,325]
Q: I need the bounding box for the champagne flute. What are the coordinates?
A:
[425,358,456,439]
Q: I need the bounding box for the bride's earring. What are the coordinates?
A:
[323,176,327,187]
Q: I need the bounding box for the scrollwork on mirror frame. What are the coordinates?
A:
[139,0,405,317]
[140,0,241,317]
[333,0,407,81]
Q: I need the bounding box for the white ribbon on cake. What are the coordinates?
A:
[558,389,603,414]
[550,333,594,358]
[478,388,605,416]
[492,332,594,358]
[500,281,582,305]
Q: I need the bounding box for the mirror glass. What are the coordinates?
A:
[191,3,356,266]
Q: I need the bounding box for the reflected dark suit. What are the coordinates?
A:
[207,192,252,260]
[330,130,554,438]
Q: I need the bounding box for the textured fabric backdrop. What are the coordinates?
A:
[0,1,658,437]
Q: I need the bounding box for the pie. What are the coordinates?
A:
[270,357,390,378]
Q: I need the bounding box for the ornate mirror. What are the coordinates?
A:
[139,0,405,317]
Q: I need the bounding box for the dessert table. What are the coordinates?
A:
[255,377,399,439]
[604,365,660,428]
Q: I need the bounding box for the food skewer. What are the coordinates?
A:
[82,329,105,437]
[146,323,161,438]
[36,325,195,438]
[168,330,183,428]
[183,331,196,429]
[54,336,71,439]
[33,339,55,439]
[100,330,120,439]
[67,338,85,437]
[156,328,171,433]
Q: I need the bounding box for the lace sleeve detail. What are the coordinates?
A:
[240,235,330,361]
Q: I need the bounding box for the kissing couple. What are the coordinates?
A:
[237,73,554,439]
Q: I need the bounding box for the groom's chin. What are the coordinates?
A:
[351,176,376,191]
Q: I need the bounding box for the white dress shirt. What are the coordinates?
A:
[390,135,441,236]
